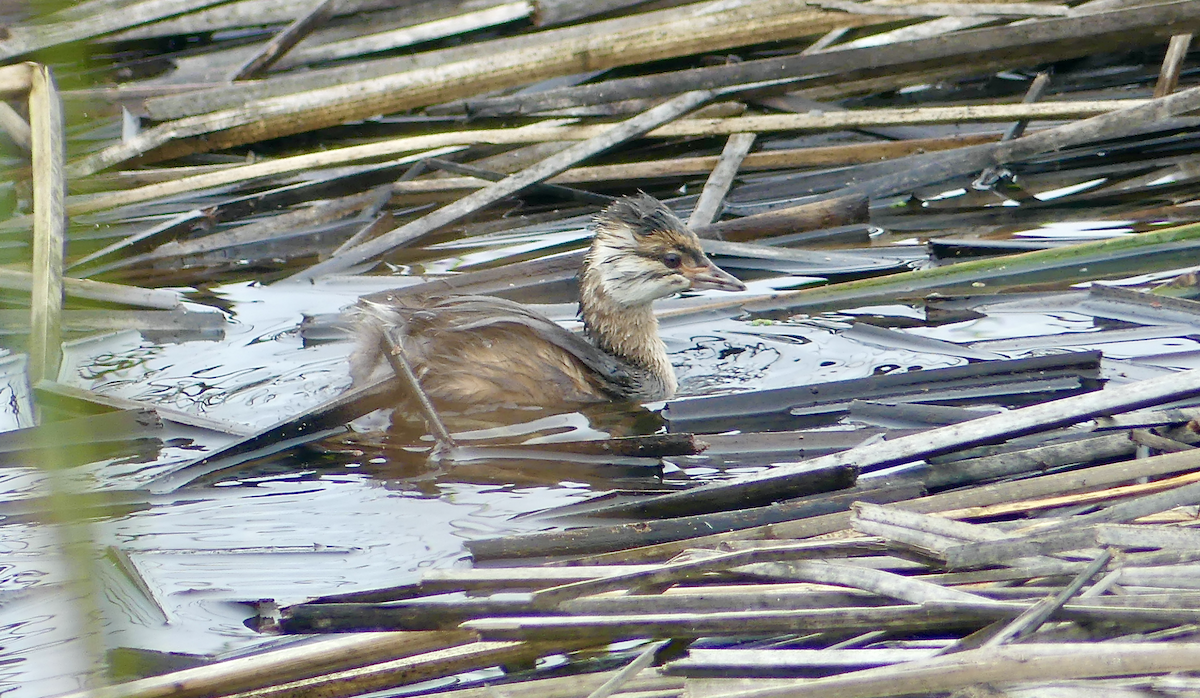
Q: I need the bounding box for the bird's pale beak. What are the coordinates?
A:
[686,262,747,292]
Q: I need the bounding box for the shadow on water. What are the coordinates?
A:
[8,28,1200,692]
[15,212,1200,693]
[0,266,986,695]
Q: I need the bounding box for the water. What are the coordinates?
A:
[5,253,1199,695]
[2,279,606,697]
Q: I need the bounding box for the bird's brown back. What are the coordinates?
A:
[349,294,650,408]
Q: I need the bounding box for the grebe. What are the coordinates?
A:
[349,193,746,408]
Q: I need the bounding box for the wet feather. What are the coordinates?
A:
[349,193,745,408]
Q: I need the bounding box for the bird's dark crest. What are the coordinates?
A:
[600,191,689,239]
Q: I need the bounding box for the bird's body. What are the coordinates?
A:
[349,194,745,409]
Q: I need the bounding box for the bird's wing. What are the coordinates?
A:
[419,295,640,391]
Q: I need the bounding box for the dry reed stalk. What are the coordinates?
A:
[62,100,1135,217]
[60,632,473,698]
[67,1,893,175]
[28,64,66,382]
[219,640,582,698]
[140,0,784,119]
[0,268,181,309]
[689,132,757,228]
[228,0,337,80]
[1154,33,1193,97]
[288,2,534,66]
[105,0,396,39]
[290,89,714,280]
[0,63,33,95]
[812,0,1071,16]
[0,0,238,60]
[710,643,1200,698]
[938,467,1200,520]
[0,101,31,152]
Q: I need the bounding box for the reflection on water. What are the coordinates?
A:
[0,473,599,697]
[8,274,1188,696]
[672,317,965,397]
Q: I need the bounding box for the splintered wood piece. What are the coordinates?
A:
[228,0,338,81]
[0,100,31,152]
[851,502,1034,551]
[288,89,715,280]
[689,132,756,229]
[926,467,1200,520]
[1064,475,1200,527]
[1155,34,1193,98]
[1097,524,1200,551]
[1116,563,1200,590]
[28,64,67,383]
[546,584,875,614]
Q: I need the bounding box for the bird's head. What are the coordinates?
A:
[585,193,746,308]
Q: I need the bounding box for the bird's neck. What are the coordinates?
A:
[579,269,675,395]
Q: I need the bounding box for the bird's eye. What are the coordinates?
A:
[663,252,682,269]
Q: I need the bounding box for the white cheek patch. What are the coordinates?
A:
[592,241,685,307]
